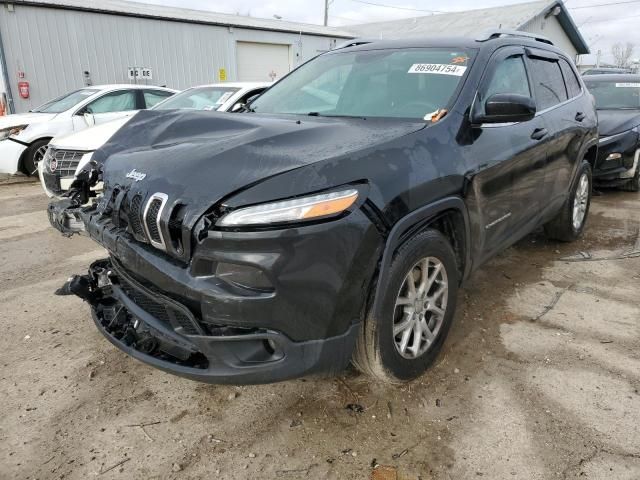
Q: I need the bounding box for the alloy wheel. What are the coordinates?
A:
[393,257,448,359]
[30,144,49,175]
[572,172,589,231]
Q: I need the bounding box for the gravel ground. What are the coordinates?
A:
[1,182,639,480]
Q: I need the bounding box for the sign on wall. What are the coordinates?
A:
[219,68,227,81]
[127,67,153,80]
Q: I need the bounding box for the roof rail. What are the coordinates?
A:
[333,38,376,50]
[476,29,554,46]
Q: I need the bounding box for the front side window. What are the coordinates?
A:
[585,80,640,110]
[530,58,568,110]
[85,90,136,114]
[485,55,531,98]
[33,89,100,113]
[154,87,241,111]
[250,48,474,119]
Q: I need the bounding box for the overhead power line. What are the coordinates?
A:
[569,0,640,8]
[346,0,445,14]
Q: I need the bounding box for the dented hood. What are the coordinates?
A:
[95,109,424,218]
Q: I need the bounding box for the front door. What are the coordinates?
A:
[467,47,550,262]
[72,89,139,131]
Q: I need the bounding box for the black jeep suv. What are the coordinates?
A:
[49,32,598,384]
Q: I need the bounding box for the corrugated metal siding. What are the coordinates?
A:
[0,4,341,112]
[519,14,578,60]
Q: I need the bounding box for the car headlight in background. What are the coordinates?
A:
[217,188,359,227]
[0,124,28,141]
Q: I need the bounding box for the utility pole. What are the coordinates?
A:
[324,0,329,26]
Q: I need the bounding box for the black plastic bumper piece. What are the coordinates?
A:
[84,259,359,384]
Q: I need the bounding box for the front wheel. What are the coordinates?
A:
[544,161,592,242]
[353,229,459,383]
[22,139,50,176]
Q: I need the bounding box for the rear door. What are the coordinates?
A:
[470,46,549,261]
[526,51,577,214]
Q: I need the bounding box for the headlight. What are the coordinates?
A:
[0,124,28,140]
[606,153,622,161]
[217,188,359,227]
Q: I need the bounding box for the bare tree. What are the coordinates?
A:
[611,42,635,68]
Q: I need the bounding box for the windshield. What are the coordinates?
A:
[586,81,640,109]
[250,48,472,119]
[33,89,100,113]
[153,87,240,111]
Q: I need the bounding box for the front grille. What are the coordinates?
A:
[50,149,85,177]
[128,194,147,240]
[145,197,163,244]
[113,260,201,335]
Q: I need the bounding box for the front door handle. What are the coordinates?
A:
[531,128,548,140]
[575,112,586,122]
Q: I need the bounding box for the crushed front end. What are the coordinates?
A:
[47,132,381,383]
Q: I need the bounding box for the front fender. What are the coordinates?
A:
[371,196,471,320]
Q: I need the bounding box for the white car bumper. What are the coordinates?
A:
[0,139,27,174]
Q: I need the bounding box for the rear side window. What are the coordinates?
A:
[485,55,531,98]
[530,58,568,110]
[559,60,582,98]
[143,90,173,108]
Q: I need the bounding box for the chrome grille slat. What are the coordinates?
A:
[49,149,85,178]
[143,192,169,251]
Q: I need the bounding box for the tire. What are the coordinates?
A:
[544,161,592,242]
[22,139,50,176]
[620,166,640,192]
[353,228,459,383]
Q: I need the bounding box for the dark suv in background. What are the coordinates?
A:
[49,31,598,384]
[584,74,640,191]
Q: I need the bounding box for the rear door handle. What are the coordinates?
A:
[575,112,586,122]
[531,128,548,140]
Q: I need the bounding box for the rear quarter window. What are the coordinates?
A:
[559,60,582,98]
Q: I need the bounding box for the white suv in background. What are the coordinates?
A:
[0,84,177,176]
[39,82,270,198]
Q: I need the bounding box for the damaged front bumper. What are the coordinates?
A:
[68,258,359,384]
[594,131,640,185]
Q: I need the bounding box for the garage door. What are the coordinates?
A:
[236,42,290,82]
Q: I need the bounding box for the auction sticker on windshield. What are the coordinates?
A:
[615,83,640,88]
[408,64,467,76]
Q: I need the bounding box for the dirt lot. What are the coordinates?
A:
[1,182,639,480]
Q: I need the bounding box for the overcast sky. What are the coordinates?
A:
[138,0,640,65]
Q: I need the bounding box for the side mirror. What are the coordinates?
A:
[231,102,245,113]
[83,112,95,126]
[473,93,536,124]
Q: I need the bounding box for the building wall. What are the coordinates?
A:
[0,4,341,112]
[519,14,578,61]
